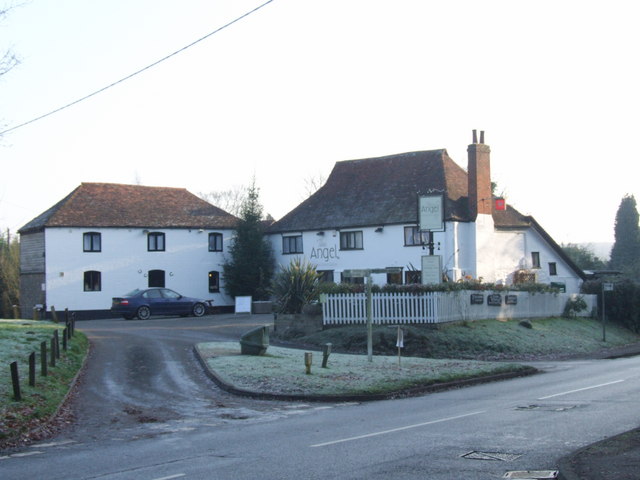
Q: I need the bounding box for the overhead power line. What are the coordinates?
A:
[0,0,274,136]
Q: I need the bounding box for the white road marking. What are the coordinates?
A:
[310,411,486,447]
[152,474,186,480]
[538,379,626,400]
[8,451,43,458]
[32,440,76,448]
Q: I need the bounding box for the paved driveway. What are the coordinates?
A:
[63,313,300,443]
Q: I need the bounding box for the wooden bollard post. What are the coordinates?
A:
[321,343,332,368]
[304,352,313,375]
[12,305,19,319]
[41,341,48,376]
[54,330,60,359]
[29,352,36,387]
[62,328,68,351]
[50,337,56,367]
[65,308,69,323]
[51,306,58,323]
[10,362,21,401]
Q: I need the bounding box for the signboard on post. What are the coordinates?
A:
[421,255,442,285]
[418,194,444,232]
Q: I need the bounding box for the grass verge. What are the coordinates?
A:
[198,342,534,397]
[274,317,640,360]
[0,320,88,446]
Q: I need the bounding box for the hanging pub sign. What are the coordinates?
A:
[487,294,502,306]
[418,194,444,232]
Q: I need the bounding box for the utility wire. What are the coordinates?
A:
[0,0,275,136]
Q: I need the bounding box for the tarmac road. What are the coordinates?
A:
[3,314,640,479]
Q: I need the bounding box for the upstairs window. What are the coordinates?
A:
[531,252,541,269]
[83,232,101,252]
[404,227,429,246]
[148,232,165,252]
[549,262,557,276]
[83,271,101,291]
[209,233,223,252]
[283,235,303,254]
[340,231,363,250]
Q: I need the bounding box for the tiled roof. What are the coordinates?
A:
[270,149,471,233]
[19,183,238,233]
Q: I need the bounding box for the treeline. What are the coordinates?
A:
[0,229,20,318]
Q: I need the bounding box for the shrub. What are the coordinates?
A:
[271,258,320,314]
[563,295,588,318]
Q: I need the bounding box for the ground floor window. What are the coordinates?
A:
[84,271,101,291]
[387,270,402,284]
[317,270,334,283]
[208,271,220,293]
[405,270,421,284]
[340,273,364,284]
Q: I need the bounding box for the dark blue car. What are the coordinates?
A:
[111,288,210,320]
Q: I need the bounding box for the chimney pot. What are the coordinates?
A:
[480,131,485,144]
[472,129,478,144]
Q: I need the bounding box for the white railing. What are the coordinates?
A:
[322,291,597,325]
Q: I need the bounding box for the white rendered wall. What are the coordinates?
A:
[270,225,449,284]
[44,227,234,312]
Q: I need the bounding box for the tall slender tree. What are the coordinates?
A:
[609,194,640,272]
[222,182,274,300]
[0,229,20,318]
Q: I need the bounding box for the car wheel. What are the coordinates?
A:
[137,306,151,320]
[192,303,206,317]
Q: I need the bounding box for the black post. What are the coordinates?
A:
[50,337,56,367]
[10,362,21,401]
[29,352,36,387]
[62,328,68,351]
[54,330,60,359]
[41,341,48,376]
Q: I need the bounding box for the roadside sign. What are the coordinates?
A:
[603,282,614,291]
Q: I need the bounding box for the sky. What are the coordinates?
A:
[1,0,639,256]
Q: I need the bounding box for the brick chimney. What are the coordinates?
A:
[467,129,492,219]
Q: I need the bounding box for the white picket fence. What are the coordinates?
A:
[321,291,597,325]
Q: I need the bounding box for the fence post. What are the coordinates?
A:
[50,337,56,367]
[41,341,48,376]
[10,362,21,401]
[54,330,60,359]
[51,306,58,323]
[29,352,36,387]
[13,304,20,319]
[62,328,68,351]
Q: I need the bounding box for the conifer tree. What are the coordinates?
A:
[222,182,274,300]
[609,194,640,272]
